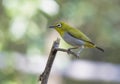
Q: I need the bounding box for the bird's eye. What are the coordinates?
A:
[57,23,62,28]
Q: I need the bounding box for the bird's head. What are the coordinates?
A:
[49,22,68,36]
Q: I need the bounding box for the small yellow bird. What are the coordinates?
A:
[49,22,104,56]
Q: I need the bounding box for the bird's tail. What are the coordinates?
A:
[85,41,104,52]
[95,46,104,52]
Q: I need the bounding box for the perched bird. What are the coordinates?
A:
[49,22,104,56]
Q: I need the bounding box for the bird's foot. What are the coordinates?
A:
[67,48,72,55]
[67,47,79,57]
[67,47,78,54]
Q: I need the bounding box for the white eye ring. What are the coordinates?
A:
[57,23,62,28]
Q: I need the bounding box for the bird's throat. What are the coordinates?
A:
[56,29,65,37]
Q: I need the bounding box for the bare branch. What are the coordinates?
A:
[39,38,60,84]
[39,38,79,84]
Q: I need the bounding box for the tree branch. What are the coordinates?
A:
[39,38,60,84]
[39,38,78,84]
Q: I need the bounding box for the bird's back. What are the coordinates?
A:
[65,25,91,42]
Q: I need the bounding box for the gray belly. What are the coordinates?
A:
[63,32,85,46]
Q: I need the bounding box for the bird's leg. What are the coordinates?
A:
[76,46,84,56]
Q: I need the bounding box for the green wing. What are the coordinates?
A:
[66,27,104,51]
[67,27,91,42]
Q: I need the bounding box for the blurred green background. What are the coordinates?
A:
[0,0,120,84]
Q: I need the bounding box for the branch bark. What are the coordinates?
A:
[39,38,60,84]
[39,38,79,84]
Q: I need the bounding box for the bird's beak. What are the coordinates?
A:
[49,25,57,28]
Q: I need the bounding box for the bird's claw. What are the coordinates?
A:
[67,48,72,55]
